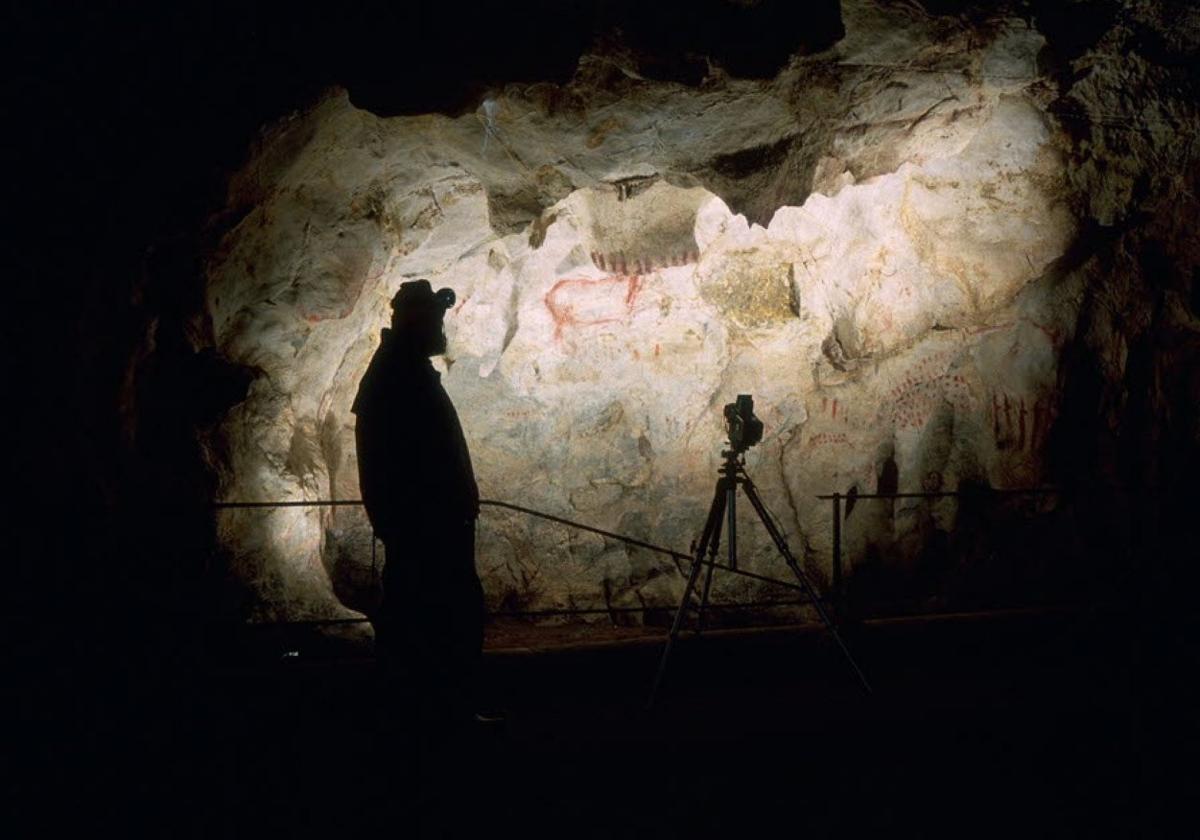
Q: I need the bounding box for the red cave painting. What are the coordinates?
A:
[885,373,972,430]
[1027,318,1062,348]
[965,321,1016,337]
[590,249,697,273]
[544,274,645,339]
[543,247,699,340]
[806,431,851,449]
[876,350,975,431]
[302,302,356,324]
[298,265,382,324]
[819,397,850,425]
[991,392,1056,452]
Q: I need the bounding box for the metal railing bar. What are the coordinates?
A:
[480,499,690,561]
[210,497,808,593]
[207,487,1059,631]
[815,487,1058,500]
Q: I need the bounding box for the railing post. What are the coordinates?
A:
[831,492,842,608]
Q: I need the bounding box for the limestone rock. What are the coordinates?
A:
[196,0,1200,622]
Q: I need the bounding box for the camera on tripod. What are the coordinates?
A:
[723,394,764,454]
[648,391,872,706]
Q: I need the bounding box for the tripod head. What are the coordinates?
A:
[718,446,746,477]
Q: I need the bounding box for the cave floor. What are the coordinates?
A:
[60,606,1182,838]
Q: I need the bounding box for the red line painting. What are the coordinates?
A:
[544,274,645,339]
[302,302,355,323]
[991,392,1057,452]
[805,432,851,449]
[965,321,1016,337]
[881,349,973,430]
[300,263,385,323]
[818,397,849,424]
[590,249,698,273]
[1027,318,1062,348]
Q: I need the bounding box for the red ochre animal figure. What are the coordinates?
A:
[544,274,645,339]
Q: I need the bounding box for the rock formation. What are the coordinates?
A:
[193,0,1199,623]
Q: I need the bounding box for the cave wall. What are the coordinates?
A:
[188,0,1199,622]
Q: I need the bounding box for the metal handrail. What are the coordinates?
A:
[816,487,1059,500]
[210,496,823,627]
[211,485,1059,627]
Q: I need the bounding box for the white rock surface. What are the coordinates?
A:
[200,0,1198,621]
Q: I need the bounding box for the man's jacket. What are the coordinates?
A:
[351,328,478,540]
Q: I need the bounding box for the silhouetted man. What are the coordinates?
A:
[352,279,482,727]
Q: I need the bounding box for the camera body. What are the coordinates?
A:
[723,394,764,453]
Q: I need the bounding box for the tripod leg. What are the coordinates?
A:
[727,484,738,571]
[740,477,873,694]
[695,489,726,634]
[647,484,726,709]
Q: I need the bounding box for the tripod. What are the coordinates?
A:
[647,446,872,707]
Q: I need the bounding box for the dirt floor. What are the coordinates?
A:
[485,617,668,650]
[479,606,1056,650]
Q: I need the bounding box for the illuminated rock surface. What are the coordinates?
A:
[202,0,1200,621]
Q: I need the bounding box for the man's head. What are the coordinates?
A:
[389,280,456,357]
